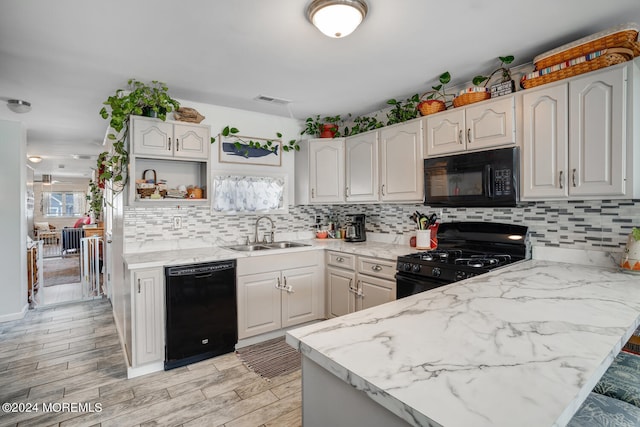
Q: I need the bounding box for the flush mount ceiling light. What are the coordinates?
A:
[28,156,42,163]
[306,0,368,38]
[7,99,32,114]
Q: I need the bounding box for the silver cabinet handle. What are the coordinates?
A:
[283,277,293,293]
[348,278,358,294]
[275,277,282,290]
[381,184,385,196]
[559,171,563,189]
[311,188,315,198]
[168,137,172,151]
[137,278,141,293]
[107,239,112,244]
[467,128,471,144]
[345,186,349,196]
[336,256,345,262]
[572,169,577,187]
[176,139,179,151]
[372,265,382,272]
[458,129,463,145]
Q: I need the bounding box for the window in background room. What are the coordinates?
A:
[42,191,86,217]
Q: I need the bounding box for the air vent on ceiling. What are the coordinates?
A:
[58,164,65,169]
[254,94,291,105]
[73,154,93,160]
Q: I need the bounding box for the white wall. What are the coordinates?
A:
[0,119,28,320]
[172,99,302,204]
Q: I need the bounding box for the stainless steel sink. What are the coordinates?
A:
[223,241,310,252]
[265,241,311,249]
[223,244,271,252]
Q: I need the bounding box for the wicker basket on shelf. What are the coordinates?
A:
[453,91,491,108]
[522,48,634,90]
[534,24,639,69]
[417,99,447,116]
[136,169,167,199]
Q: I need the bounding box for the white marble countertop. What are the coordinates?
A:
[122,235,420,269]
[286,260,640,427]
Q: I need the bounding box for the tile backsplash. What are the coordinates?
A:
[124,200,639,253]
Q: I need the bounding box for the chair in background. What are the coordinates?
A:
[61,227,84,256]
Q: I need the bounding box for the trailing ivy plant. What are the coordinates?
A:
[343,114,384,136]
[97,79,180,192]
[472,55,515,87]
[386,94,420,126]
[211,126,299,157]
[88,179,103,221]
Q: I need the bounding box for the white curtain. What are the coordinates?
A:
[212,176,284,212]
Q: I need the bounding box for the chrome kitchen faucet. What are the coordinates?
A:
[254,216,275,243]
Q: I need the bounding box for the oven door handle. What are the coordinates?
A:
[395,272,447,287]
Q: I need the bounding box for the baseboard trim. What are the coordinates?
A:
[0,303,29,323]
[127,362,164,379]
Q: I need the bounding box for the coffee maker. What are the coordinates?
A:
[345,214,366,242]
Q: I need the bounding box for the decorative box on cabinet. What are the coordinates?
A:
[127,116,211,205]
[425,95,516,157]
[522,61,637,200]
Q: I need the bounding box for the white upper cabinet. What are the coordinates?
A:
[426,95,516,157]
[569,66,626,197]
[130,116,209,160]
[522,84,569,198]
[345,131,379,202]
[309,139,345,203]
[425,109,465,156]
[379,120,424,202]
[522,63,632,200]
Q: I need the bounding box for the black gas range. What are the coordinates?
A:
[396,222,529,299]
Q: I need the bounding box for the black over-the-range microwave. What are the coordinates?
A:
[423,146,520,207]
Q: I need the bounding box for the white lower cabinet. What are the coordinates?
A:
[327,251,396,318]
[131,267,165,367]
[237,252,324,340]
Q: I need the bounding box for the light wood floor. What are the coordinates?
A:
[40,282,83,306]
[0,299,302,427]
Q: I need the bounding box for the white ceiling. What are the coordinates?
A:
[1,0,639,179]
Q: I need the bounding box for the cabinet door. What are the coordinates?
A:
[379,120,424,201]
[327,267,356,318]
[281,266,320,328]
[466,96,516,150]
[569,66,626,196]
[309,139,345,203]
[357,275,396,312]
[345,132,379,202]
[522,84,569,199]
[237,271,281,339]
[173,124,209,160]
[425,109,466,156]
[131,118,173,157]
[133,268,164,366]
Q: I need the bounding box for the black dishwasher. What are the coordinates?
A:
[164,260,237,370]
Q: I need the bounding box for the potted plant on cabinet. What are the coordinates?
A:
[301,115,344,138]
[98,79,180,192]
[386,94,420,125]
[472,55,516,96]
[417,71,452,116]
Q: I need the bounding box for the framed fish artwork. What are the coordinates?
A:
[218,134,282,167]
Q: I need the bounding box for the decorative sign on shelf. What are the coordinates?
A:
[218,134,282,167]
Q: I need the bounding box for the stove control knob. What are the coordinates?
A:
[455,271,466,281]
[432,267,441,277]
[412,264,421,273]
[403,263,412,272]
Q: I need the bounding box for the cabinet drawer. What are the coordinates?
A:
[357,256,396,281]
[327,251,355,270]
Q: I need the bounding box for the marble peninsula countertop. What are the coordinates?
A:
[286,260,640,427]
[122,235,418,269]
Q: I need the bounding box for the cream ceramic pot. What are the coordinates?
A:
[621,233,640,271]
